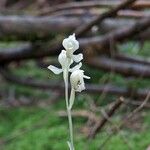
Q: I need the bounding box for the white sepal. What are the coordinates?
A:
[47,65,62,74]
[72,53,83,63]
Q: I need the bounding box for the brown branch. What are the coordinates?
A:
[0,67,149,99]
[87,56,150,78]
[80,17,150,51]
[9,0,33,10]
[88,93,150,145]
[88,97,124,138]
[0,0,7,8]
[0,17,149,68]
[75,0,137,37]
[125,100,150,109]
[0,15,149,42]
[52,9,149,19]
[117,10,150,19]
[126,92,150,119]
[0,16,86,41]
[37,0,150,16]
[0,17,149,64]
[58,110,99,123]
[115,54,150,66]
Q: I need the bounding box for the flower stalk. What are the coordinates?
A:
[64,66,74,150]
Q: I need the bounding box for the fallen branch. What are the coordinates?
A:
[115,54,150,66]
[0,0,7,8]
[125,100,150,109]
[0,67,149,99]
[0,16,86,41]
[75,0,137,37]
[87,56,150,78]
[37,0,149,16]
[0,15,149,42]
[1,17,150,64]
[80,17,150,51]
[52,9,149,19]
[58,110,99,123]
[88,97,124,138]
[126,92,150,119]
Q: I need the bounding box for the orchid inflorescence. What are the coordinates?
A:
[48,34,90,150]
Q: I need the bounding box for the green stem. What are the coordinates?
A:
[64,69,74,150]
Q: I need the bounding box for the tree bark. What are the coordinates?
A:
[87,56,150,78]
[0,67,149,99]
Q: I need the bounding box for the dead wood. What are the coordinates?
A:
[115,54,150,66]
[80,17,150,52]
[0,17,149,64]
[75,0,137,37]
[0,67,149,99]
[0,16,86,41]
[87,56,150,78]
[0,0,7,8]
[0,15,149,42]
[88,97,124,138]
[125,100,150,109]
[58,110,99,123]
[37,0,150,16]
[51,9,149,19]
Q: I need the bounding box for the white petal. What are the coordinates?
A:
[69,62,82,72]
[47,65,62,74]
[83,75,90,79]
[72,53,83,62]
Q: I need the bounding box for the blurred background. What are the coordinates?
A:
[0,0,150,150]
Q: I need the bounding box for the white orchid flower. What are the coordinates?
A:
[69,69,90,109]
[70,69,90,92]
[47,33,90,149]
[62,33,83,63]
[48,50,82,75]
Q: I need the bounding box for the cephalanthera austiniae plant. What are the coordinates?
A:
[48,34,90,150]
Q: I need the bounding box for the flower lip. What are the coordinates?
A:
[70,69,90,92]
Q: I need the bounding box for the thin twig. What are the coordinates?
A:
[36,0,149,16]
[75,0,137,37]
[58,110,99,123]
[88,97,124,138]
[0,67,149,99]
